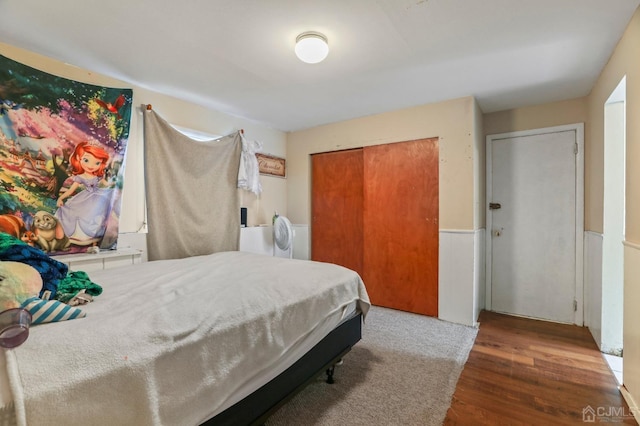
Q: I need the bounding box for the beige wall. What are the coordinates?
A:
[0,42,288,232]
[473,97,485,229]
[587,7,640,417]
[483,97,588,138]
[624,244,640,415]
[286,96,479,231]
[588,9,640,243]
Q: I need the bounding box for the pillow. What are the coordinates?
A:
[20,297,85,325]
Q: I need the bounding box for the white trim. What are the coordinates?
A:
[439,229,477,234]
[576,123,585,326]
[485,136,494,310]
[485,123,585,325]
[623,240,640,251]
[620,385,640,424]
[585,230,604,238]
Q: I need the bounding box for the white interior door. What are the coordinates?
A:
[487,125,584,324]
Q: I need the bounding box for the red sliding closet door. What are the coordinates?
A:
[363,138,439,316]
[311,149,364,278]
[311,138,439,317]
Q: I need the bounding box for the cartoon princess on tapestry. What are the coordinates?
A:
[0,54,132,254]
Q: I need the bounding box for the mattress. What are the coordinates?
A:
[1,303,358,424]
[0,251,370,426]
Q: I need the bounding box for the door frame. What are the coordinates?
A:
[485,123,584,325]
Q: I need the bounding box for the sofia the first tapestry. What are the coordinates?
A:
[0,54,132,255]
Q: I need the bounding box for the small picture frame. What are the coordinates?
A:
[256,153,286,178]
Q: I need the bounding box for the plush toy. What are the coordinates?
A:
[0,261,42,311]
[0,261,85,325]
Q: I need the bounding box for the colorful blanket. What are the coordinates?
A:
[0,233,67,299]
[0,233,101,301]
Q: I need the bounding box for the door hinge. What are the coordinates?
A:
[574,143,578,155]
[573,300,578,312]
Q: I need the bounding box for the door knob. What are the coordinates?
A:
[489,203,501,210]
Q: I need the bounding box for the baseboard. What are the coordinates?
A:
[619,385,639,423]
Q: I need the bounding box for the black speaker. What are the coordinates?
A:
[240,207,247,227]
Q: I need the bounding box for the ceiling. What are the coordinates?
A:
[1,0,638,132]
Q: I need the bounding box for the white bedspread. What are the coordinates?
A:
[4,251,370,426]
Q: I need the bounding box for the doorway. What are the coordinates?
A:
[601,76,626,382]
[486,124,584,324]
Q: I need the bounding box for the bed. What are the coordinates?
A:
[0,251,370,426]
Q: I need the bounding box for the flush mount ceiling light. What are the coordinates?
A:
[295,32,329,64]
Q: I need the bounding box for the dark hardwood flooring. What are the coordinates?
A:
[444,310,637,425]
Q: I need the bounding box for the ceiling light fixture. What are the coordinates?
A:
[295,32,329,64]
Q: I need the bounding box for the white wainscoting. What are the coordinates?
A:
[239,225,310,260]
[117,232,148,262]
[291,225,309,260]
[439,229,485,326]
[474,229,486,324]
[623,241,640,422]
[584,231,603,348]
[239,226,273,256]
[240,226,485,326]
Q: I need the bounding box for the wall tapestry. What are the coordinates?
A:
[0,54,132,255]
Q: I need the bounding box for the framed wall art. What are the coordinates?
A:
[256,153,286,178]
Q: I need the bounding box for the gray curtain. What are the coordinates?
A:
[143,109,241,261]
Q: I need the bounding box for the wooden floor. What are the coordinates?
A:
[444,310,637,425]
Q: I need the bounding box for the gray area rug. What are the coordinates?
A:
[266,306,478,426]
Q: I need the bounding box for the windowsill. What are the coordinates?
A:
[51,247,142,262]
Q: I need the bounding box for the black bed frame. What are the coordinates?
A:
[202,312,363,426]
